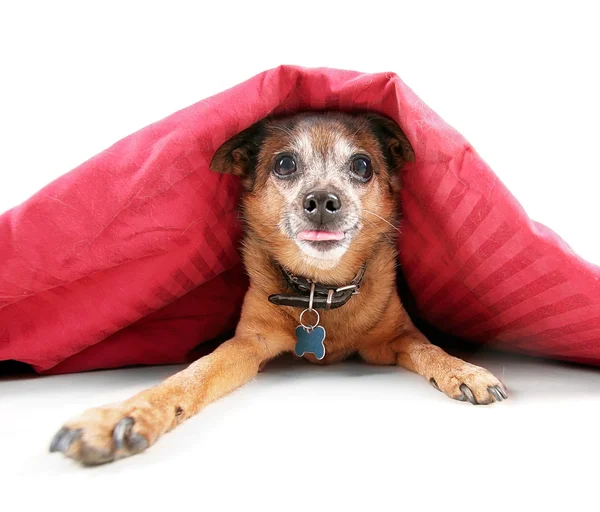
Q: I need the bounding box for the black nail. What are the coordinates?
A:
[113,417,134,451]
[50,428,81,453]
[50,427,69,453]
[497,386,508,399]
[429,378,440,391]
[459,384,477,405]
[488,386,503,402]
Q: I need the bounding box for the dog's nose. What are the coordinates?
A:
[303,190,342,224]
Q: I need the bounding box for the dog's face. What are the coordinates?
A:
[210,112,414,270]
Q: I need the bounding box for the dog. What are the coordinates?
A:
[50,111,507,465]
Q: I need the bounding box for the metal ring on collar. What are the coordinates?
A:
[299,308,320,331]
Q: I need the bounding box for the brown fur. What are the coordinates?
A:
[51,112,506,466]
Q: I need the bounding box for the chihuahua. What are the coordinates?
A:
[50,112,507,465]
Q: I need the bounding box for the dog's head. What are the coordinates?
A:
[210,112,414,270]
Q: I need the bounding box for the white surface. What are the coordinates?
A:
[1,1,600,511]
[3,352,600,511]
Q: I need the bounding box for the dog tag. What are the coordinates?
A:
[295,325,326,360]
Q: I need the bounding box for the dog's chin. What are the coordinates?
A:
[293,229,357,269]
[295,239,348,267]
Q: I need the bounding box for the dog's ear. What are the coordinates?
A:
[210,121,265,190]
[366,113,415,172]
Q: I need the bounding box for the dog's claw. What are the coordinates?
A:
[497,385,508,399]
[459,384,477,404]
[113,417,134,451]
[488,386,502,402]
[49,427,69,452]
[49,427,81,453]
[488,385,507,402]
[112,417,148,453]
[429,378,440,391]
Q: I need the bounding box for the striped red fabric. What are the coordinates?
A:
[1,65,598,374]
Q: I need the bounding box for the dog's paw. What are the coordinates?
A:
[49,402,166,465]
[429,360,507,405]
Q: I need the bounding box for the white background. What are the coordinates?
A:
[1,1,599,511]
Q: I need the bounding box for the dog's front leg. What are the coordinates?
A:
[50,331,291,465]
[392,328,508,405]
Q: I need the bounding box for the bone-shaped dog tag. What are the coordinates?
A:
[295,325,326,360]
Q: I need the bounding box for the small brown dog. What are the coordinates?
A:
[50,112,507,465]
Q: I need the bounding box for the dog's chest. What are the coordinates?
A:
[293,309,380,364]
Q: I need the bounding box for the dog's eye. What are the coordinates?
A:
[350,156,372,182]
[273,155,297,178]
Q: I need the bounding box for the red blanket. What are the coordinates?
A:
[1,66,599,374]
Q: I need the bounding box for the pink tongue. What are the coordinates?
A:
[297,230,345,242]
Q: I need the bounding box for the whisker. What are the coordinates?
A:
[362,217,394,245]
[362,209,400,232]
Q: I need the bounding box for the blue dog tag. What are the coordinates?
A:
[295,325,326,360]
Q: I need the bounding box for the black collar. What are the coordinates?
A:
[268,263,366,310]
